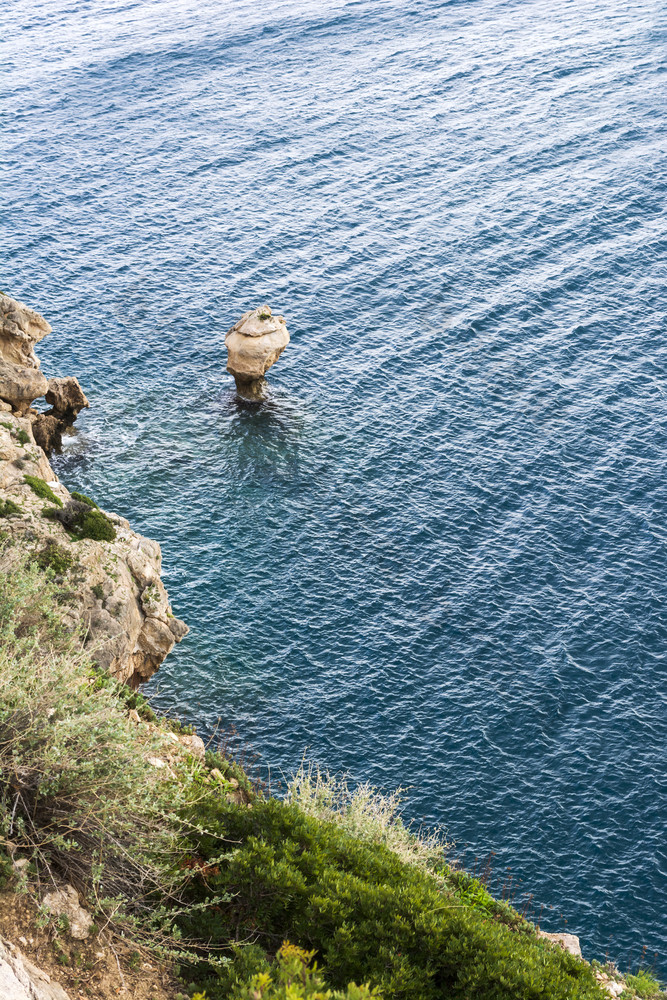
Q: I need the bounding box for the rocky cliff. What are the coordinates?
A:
[0,293,187,687]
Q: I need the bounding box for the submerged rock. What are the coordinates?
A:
[225,305,289,396]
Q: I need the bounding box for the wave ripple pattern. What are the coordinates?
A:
[1,0,666,971]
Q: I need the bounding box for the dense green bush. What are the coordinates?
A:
[24,474,63,506]
[44,498,117,542]
[0,498,21,517]
[179,798,605,1000]
[34,539,75,575]
[68,506,116,542]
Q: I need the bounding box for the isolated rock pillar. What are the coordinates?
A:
[225,305,289,398]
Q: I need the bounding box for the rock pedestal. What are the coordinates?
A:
[225,306,289,397]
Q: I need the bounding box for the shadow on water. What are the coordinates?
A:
[219,384,309,438]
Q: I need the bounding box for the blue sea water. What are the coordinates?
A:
[2,0,666,973]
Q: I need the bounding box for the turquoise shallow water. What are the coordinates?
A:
[2,0,666,972]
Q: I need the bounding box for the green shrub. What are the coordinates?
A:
[235,942,380,999]
[34,540,75,576]
[24,475,63,507]
[92,583,104,600]
[71,491,99,508]
[178,798,605,1000]
[48,499,117,543]
[69,508,116,542]
[0,498,21,518]
[0,563,223,963]
[14,428,30,446]
[286,764,448,876]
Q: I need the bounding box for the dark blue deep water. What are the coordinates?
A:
[2,0,666,973]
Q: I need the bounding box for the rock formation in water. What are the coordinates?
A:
[0,293,187,687]
[33,376,89,454]
[225,305,289,398]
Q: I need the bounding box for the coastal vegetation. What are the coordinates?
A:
[0,498,21,517]
[0,553,659,999]
[23,473,63,506]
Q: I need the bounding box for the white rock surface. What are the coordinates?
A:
[0,936,70,1000]
[537,930,582,958]
[41,886,94,941]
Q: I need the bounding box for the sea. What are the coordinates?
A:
[1,0,666,973]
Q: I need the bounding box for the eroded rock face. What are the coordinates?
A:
[225,305,289,396]
[0,295,88,447]
[31,413,63,455]
[45,376,89,419]
[33,376,90,453]
[0,295,51,415]
[0,295,187,687]
[0,293,51,367]
[0,361,48,416]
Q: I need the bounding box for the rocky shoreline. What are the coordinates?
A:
[0,294,660,1000]
[0,292,187,687]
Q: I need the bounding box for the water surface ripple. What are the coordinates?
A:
[1,0,666,971]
